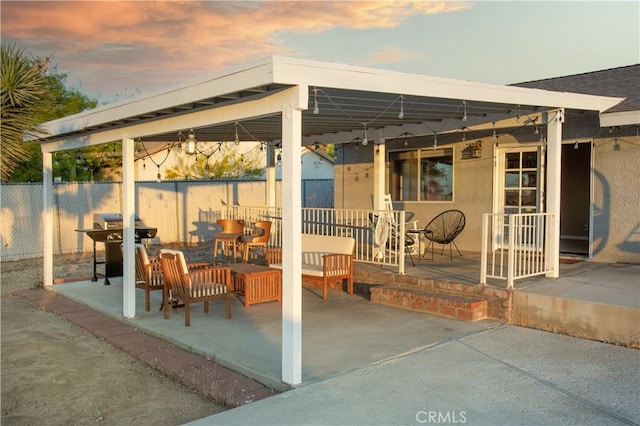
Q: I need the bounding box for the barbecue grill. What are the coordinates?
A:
[76,213,157,284]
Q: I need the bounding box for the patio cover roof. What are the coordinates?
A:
[34,56,623,151]
[36,56,625,386]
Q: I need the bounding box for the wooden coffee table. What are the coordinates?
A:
[230,264,282,307]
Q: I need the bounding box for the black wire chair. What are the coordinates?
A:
[421,210,466,260]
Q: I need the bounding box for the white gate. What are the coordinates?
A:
[480,212,556,288]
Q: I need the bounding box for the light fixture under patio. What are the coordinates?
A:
[184,129,197,155]
[468,140,482,158]
[313,86,320,115]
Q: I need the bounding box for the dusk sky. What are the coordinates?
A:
[2,1,638,104]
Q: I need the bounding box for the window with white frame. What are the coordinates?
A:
[389,148,454,201]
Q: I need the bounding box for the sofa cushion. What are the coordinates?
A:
[301,233,354,255]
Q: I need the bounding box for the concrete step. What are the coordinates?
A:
[370,285,488,321]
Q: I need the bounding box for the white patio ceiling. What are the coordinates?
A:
[36,56,623,151]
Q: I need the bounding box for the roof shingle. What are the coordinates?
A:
[512,64,640,113]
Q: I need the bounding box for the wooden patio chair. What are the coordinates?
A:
[421,210,466,260]
[134,244,212,312]
[239,220,272,263]
[213,219,245,263]
[134,244,164,312]
[159,249,232,326]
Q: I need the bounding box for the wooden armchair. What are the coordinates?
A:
[159,249,231,326]
[135,244,211,312]
[134,244,164,312]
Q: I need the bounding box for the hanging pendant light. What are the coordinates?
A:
[184,129,197,155]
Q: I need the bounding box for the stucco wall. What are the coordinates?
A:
[335,137,495,253]
[333,126,639,264]
[333,143,377,210]
[592,135,640,263]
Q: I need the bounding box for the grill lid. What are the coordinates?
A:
[93,213,141,229]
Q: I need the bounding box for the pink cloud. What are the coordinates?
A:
[364,46,426,65]
[1,1,469,99]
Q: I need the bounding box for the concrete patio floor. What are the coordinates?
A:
[52,277,499,391]
[50,251,639,388]
[47,255,639,425]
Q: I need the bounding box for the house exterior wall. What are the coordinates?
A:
[592,134,640,263]
[334,143,376,210]
[335,137,495,254]
[333,122,639,264]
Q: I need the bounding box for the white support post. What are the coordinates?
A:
[545,109,563,278]
[373,130,386,210]
[281,91,305,385]
[480,213,488,285]
[507,219,515,289]
[266,143,277,209]
[122,137,136,317]
[42,151,54,287]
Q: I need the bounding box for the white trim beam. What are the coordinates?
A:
[41,88,301,152]
[600,110,640,127]
[38,61,276,137]
[271,56,623,112]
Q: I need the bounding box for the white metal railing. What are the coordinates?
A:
[480,212,556,288]
[230,206,407,273]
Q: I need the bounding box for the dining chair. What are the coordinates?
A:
[213,219,245,264]
[239,221,272,263]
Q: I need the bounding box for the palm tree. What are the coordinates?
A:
[0,43,50,182]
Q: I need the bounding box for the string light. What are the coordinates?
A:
[136,138,176,181]
[234,122,240,145]
[462,100,467,122]
[398,94,404,119]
